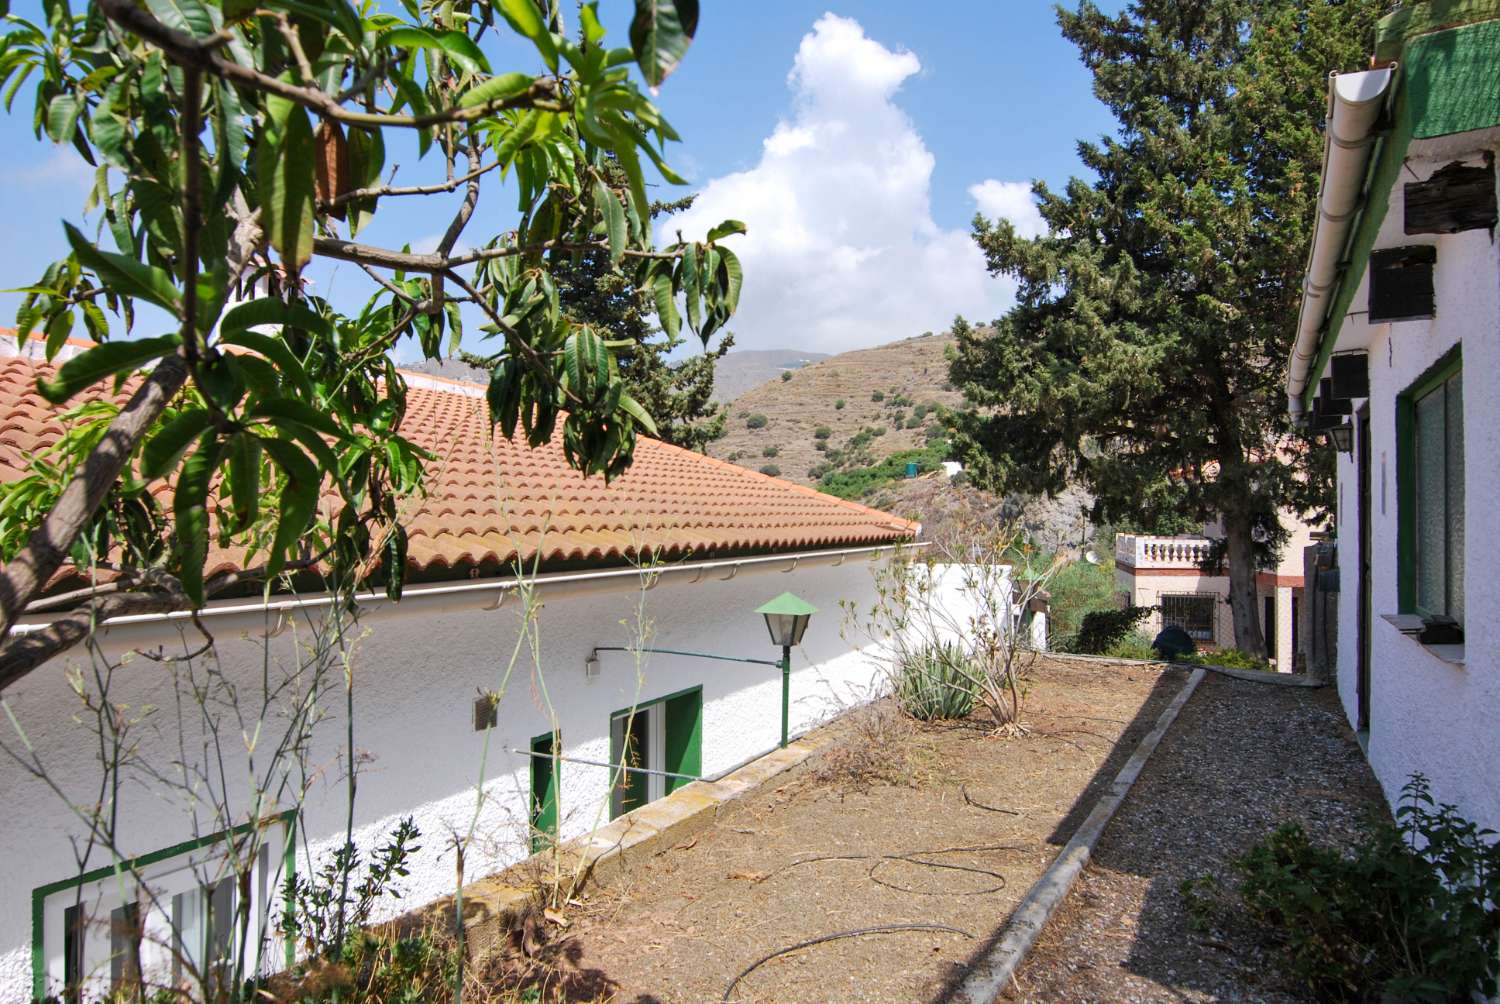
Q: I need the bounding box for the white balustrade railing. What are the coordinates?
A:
[1115,534,1215,569]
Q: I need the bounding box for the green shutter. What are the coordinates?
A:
[663,688,703,793]
[529,732,559,853]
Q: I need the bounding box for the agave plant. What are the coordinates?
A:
[895,642,975,721]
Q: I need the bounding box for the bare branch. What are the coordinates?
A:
[321,157,503,210]
[313,236,676,274]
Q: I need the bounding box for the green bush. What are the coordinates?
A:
[871,425,886,437]
[835,399,846,410]
[759,464,781,477]
[1102,631,1157,660]
[924,423,946,441]
[813,425,832,440]
[905,415,923,429]
[1047,557,1119,642]
[813,440,828,452]
[780,370,792,381]
[895,643,975,721]
[818,444,949,499]
[871,390,884,402]
[1185,648,1271,672]
[745,413,768,429]
[890,410,906,427]
[1237,774,1500,1002]
[762,445,779,457]
[1076,606,1156,654]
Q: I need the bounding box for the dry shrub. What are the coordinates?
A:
[813,699,929,792]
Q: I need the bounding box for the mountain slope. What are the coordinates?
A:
[708,333,962,487]
[710,348,831,402]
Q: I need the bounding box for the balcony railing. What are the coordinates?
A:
[1116,534,1215,570]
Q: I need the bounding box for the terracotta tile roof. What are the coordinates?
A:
[0,343,917,585]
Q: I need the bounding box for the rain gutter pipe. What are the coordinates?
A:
[1286,65,1396,420]
[14,542,927,637]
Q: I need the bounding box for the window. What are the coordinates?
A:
[32,813,295,1002]
[1398,351,1464,626]
[608,687,703,819]
[1161,594,1216,642]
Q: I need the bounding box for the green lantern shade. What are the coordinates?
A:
[756,592,817,647]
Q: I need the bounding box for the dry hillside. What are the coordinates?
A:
[710,348,831,401]
[707,333,962,487]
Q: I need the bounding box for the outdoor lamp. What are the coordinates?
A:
[756,592,817,748]
[1328,421,1354,455]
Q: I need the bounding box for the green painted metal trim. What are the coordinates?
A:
[31,810,298,1000]
[1394,345,1463,615]
[1377,0,1500,61]
[754,592,818,616]
[529,731,560,853]
[591,645,780,668]
[608,684,706,818]
[662,690,703,795]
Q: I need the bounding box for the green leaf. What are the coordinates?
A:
[706,219,746,243]
[246,396,350,442]
[43,310,72,360]
[36,334,182,404]
[492,108,540,168]
[141,406,211,479]
[681,242,702,334]
[650,273,679,341]
[64,223,182,316]
[257,93,317,273]
[259,437,321,577]
[618,391,659,437]
[145,0,214,37]
[458,72,533,109]
[384,523,407,600]
[717,246,743,314]
[593,180,627,264]
[173,431,222,606]
[217,330,313,401]
[219,296,332,341]
[226,431,261,531]
[498,0,558,72]
[382,27,491,75]
[580,3,606,47]
[629,0,698,90]
[45,93,78,144]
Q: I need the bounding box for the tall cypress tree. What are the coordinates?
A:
[950,0,1377,653]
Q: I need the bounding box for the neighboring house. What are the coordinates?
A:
[1115,511,1319,669]
[0,341,923,1000]
[1286,6,1499,830]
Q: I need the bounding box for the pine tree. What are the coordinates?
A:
[950,0,1375,652]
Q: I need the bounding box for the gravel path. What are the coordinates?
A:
[1003,674,1386,1004]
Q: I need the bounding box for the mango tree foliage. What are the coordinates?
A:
[0,0,743,683]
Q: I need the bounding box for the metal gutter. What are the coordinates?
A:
[13,542,926,637]
[1286,66,1397,419]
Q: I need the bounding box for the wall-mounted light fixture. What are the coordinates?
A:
[1328,421,1354,455]
[584,650,600,680]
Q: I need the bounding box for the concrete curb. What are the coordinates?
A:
[1044,650,1324,688]
[419,730,836,957]
[951,667,1208,1004]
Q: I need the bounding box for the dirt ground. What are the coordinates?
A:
[533,657,1192,1004]
[1004,673,1386,1004]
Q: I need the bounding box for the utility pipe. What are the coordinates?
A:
[14,542,926,637]
[1286,65,1396,419]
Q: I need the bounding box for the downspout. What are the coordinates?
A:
[1287,66,1396,420]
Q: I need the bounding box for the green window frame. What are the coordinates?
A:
[1397,346,1464,625]
[31,810,297,1001]
[529,731,560,854]
[608,685,703,819]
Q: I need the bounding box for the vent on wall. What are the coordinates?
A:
[1368,245,1435,323]
[1404,158,1497,235]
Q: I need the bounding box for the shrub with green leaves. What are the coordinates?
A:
[762,445,779,457]
[1186,648,1272,672]
[1075,605,1155,654]
[895,643,975,721]
[1102,631,1157,660]
[758,464,781,477]
[814,425,832,440]
[835,399,846,410]
[746,413,768,429]
[1237,774,1500,1002]
[871,390,884,402]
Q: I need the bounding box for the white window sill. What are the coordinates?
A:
[1378,614,1464,666]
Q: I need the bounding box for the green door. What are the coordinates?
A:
[663,688,702,794]
[529,732,559,853]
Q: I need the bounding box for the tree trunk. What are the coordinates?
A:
[1222,509,1266,655]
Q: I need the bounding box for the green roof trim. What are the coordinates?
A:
[755,591,818,616]
[1376,0,1500,61]
[1301,17,1500,407]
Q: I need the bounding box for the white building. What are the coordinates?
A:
[1286,8,1500,830]
[0,347,924,1000]
[1115,511,1319,669]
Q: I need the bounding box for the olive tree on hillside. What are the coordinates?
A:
[949,0,1373,652]
[0,0,743,681]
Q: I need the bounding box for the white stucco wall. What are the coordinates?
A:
[0,549,926,999]
[1327,137,1500,832]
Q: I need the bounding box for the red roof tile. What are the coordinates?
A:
[0,346,917,585]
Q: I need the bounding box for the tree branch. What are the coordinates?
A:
[95,0,566,129]
[313,236,676,273]
[0,355,189,651]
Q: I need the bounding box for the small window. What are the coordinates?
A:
[33,814,294,1002]
[1400,354,1464,626]
[1368,245,1436,323]
[608,688,703,819]
[1161,594,1216,642]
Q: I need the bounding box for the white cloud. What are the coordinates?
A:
[9,148,96,191]
[667,13,1018,353]
[968,179,1046,239]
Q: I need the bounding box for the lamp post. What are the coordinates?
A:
[756,592,817,748]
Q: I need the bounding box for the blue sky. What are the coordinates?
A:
[0,3,1119,357]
